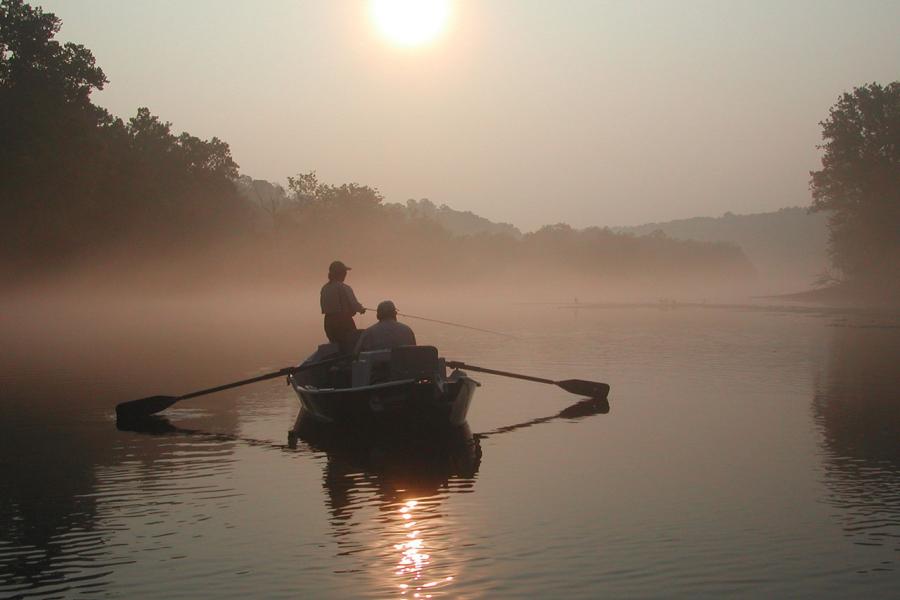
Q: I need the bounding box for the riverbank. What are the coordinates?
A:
[773,282,899,309]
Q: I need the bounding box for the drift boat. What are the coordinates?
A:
[289,344,479,428]
[115,338,607,427]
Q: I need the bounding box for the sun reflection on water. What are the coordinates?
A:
[393,499,455,597]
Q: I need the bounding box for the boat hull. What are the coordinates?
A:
[289,372,477,429]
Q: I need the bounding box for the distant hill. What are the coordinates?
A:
[396,199,522,238]
[615,207,829,292]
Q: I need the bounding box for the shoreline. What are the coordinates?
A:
[762,283,899,309]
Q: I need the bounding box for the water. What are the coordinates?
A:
[1,294,898,598]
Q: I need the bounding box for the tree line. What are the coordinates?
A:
[1,0,249,282]
[0,0,752,292]
[10,1,894,298]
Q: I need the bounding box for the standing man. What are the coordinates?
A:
[320,260,365,353]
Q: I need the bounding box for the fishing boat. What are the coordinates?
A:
[288,344,479,428]
[115,332,606,427]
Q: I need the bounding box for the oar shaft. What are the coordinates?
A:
[446,361,555,385]
[179,355,345,401]
[179,368,292,400]
[116,355,349,420]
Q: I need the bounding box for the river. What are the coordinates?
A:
[1,293,898,598]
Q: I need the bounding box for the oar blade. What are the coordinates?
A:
[557,379,610,399]
[116,395,178,421]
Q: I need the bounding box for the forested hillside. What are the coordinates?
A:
[0,1,754,297]
[616,208,829,291]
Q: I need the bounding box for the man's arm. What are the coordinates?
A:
[344,285,365,314]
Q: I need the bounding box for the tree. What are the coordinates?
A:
[810,82,900,293]
[1,0,112,265]
[0,0,106,103]
[287,170,382,212]
[238,176,288,221]
[0,1,246,279]
[287,171,320,206]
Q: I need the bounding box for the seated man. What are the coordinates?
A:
[355,300,416,353]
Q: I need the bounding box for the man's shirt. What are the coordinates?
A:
[356,319,417,352]
[320,281,363,315]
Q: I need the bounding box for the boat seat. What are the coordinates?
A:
[352,350,392,386]
[358,349,392,363]
[390,345,439,380]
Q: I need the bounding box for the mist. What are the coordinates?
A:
[32,0,900,230]
[4,3,897,305]
[2,2,899,598]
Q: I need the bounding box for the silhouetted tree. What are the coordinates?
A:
[0,0,110,263]
[0,0,106,102]
[0,1,759,292]
[810,82,900,295]
[286,170,320,206]
[237,175,291,232]
[0,1,246,281]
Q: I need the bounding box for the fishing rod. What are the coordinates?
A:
[362,307,518,339]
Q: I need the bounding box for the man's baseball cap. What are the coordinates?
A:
[328,260,351,274]
[376,300,398,318]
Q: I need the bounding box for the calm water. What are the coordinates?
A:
[1,294,899,598]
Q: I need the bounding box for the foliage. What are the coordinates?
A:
[237,176,289,222]
[810,82,900,292]
[229,174,753,289]
[0,1,755,292]
[0,0,106,103]
[401,199,522,238]
[0,0,245,277]
[615,207,830,287]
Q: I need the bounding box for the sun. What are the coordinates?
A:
[370,0,452,47]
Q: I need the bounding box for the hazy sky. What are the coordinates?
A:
[39,0,900,230]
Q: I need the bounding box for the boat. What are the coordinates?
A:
[288,344,479,428]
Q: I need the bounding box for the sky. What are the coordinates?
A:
[39,0,900,231]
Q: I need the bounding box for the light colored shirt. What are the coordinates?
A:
[356,319,417,352]
[320,280,364,315]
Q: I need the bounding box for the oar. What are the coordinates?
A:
[363,307,518,339]
[115,355,345,421]
[446,361,610,399]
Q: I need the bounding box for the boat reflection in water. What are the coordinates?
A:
[291,415,481,597]
[119,396,609,597]
[290,395,610,597]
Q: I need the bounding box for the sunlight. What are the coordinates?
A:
[370,0,451,47]
[389,497,458,597]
